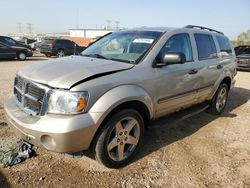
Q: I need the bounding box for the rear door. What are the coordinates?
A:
[193,33,222,103]
[0,43,16,59]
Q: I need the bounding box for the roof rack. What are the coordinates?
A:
[184,25,224,35]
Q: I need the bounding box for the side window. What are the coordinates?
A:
[160,33,193,62]
[216,35,233,57]
[55,40,65,45]
[194,34,217,60]
[4,38,16,45]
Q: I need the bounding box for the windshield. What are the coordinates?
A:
[235,46,250,56]
[81,31,162,63]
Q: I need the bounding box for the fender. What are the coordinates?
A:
[208,66,234,100]
[89,84,154,124]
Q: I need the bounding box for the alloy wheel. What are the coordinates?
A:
[107,117,140,162]
[216,87,227,112]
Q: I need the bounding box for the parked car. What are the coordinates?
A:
[40,38,86,57]
[0,36,32,50]
[0,42,33,60]
[4,25,237,168]
[235,45,250,71]
[29,41,42,51]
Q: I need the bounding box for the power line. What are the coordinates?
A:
[106,20,111,29]
[26,23,33,34]
[115,21,120,30]
[16,22,22,34]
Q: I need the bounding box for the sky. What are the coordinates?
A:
[0,0,249,40]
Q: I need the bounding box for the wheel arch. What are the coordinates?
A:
[17,50,27,56]
[88,85,154,150]
[220,76,231,90]
[208,75,232,100]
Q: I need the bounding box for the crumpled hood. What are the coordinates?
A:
[18,56,134,89]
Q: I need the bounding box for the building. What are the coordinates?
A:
[69,29,115,39]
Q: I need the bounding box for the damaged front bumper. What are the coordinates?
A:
[4,96,102,153]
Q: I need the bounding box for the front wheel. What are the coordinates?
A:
[207,83,229,115]
[94,109,144,168]
[17,52,27,61]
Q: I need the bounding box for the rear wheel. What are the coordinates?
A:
[45,54,51,57]
[94,109,144,168]
[57,50,65,57]
[207,83,229,115]
[17,52,27,61]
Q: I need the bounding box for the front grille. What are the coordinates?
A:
[14,76,46,115]
[238,59,250,65]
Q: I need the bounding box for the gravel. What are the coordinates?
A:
[0,55,249,187]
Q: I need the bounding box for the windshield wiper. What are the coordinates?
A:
[82,54,110,60]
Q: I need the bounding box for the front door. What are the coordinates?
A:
[154,33,202,118]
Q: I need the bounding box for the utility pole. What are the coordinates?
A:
[115,21,120,30]
[17,22,22,34]
[106,20,111,29]
[26,23,33,34]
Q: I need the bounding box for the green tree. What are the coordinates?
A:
[232,29,250,46]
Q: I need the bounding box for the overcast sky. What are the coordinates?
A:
[0,0,249,39]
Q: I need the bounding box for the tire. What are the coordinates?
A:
[57,50,65,57]
[207,83,229,115]
[45,54,51,57]
[17,52,27,61]
[94,109,144,168]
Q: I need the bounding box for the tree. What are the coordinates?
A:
[232,29,250,46]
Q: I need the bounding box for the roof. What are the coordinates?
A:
[60,36,92,47]
[125,27,177,32]
[118,25,224,35]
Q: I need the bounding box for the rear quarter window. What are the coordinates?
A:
[55,40,65,45]
[194,34,217,60]
[216,35,233,57]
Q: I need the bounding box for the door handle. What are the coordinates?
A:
[188,69,198,75]
[217,64,223,69]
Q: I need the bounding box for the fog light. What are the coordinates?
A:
[41,135,56,150]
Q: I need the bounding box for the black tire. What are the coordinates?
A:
[207,83,229,115]
[17,51,27,61]
[45,54,51,57]
[94,109,144,168]
[57,49,65,57]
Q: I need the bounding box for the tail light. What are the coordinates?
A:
[48,43,54,48]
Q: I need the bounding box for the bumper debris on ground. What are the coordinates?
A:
[0,140,36,168]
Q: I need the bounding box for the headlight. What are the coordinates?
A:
[47,90,89,114]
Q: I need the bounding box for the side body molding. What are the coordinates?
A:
[89,85,154,122]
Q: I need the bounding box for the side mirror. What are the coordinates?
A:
[155,52,186,67]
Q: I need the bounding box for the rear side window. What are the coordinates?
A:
[216,35,232,57]
[194,34,217,60]
[55,40,65,45]
[55,40,73,46]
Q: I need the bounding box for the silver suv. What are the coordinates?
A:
[4,25,237,168]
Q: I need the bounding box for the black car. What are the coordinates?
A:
[0,42,33,60]
[235,45,250,71]
[40,39,86,57]
[0,36,32,50]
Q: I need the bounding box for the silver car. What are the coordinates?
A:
[4,25,237,168]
